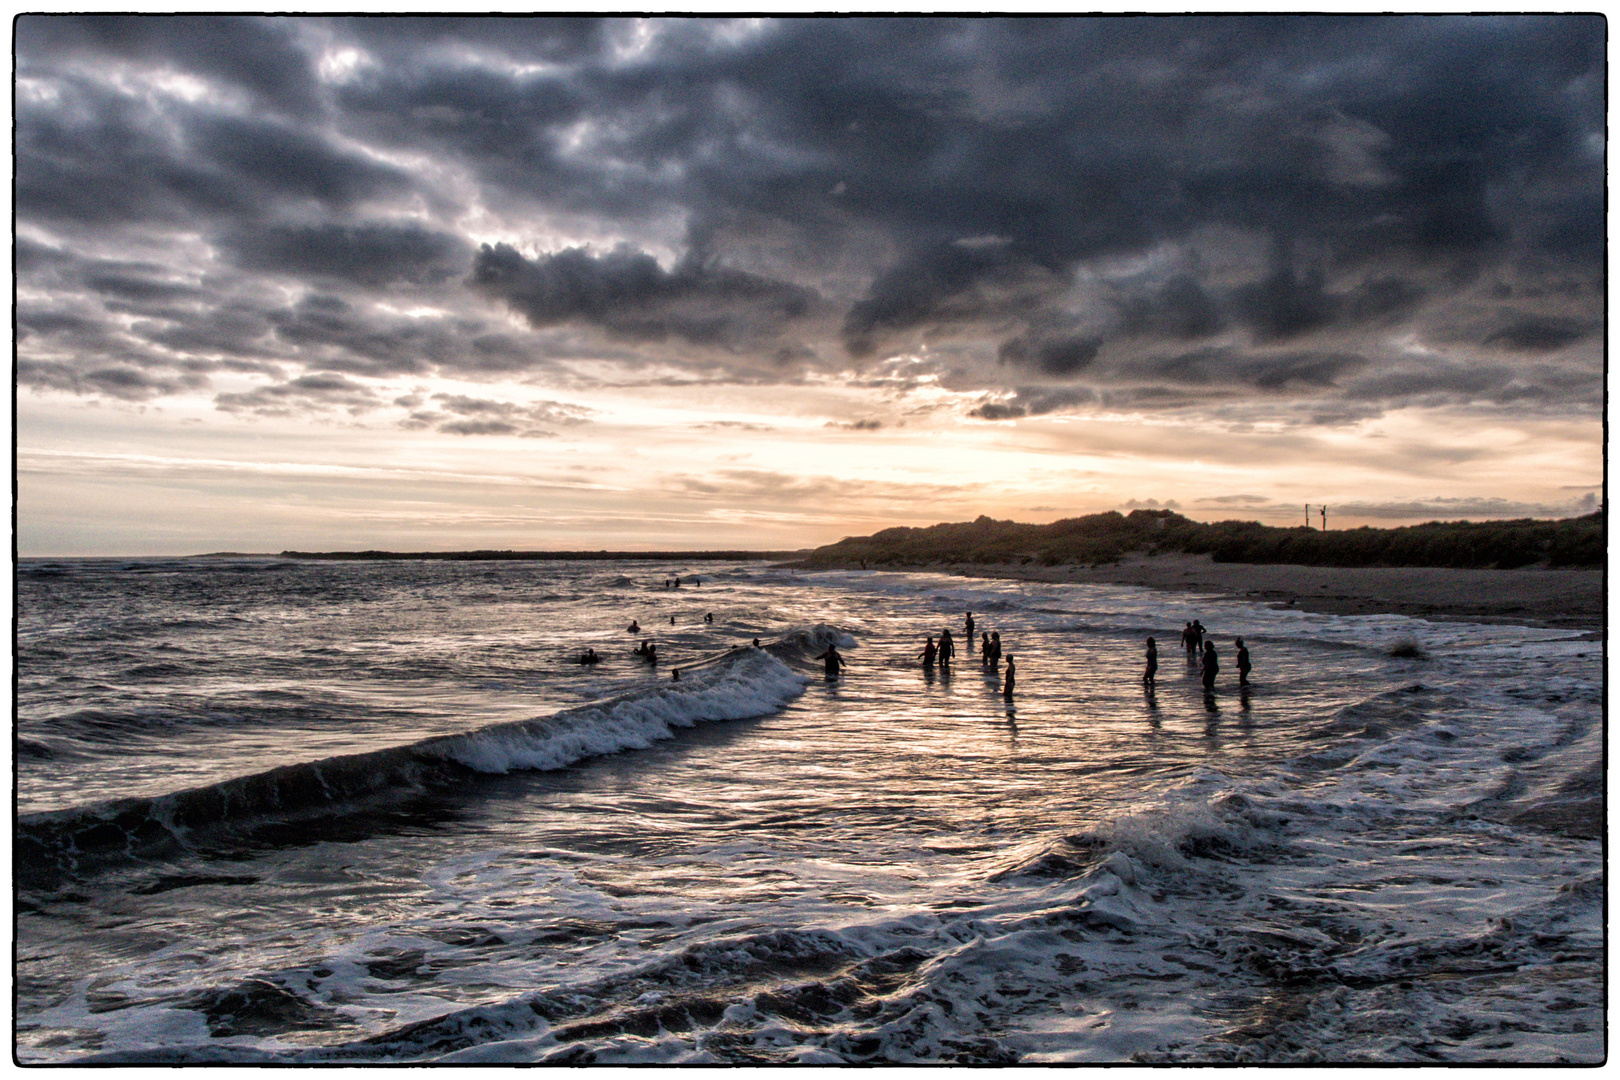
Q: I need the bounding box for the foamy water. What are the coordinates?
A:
[15,558,1603,1063]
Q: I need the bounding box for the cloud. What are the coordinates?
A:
[1482,318,1588,352]
[469,242,824,352]
[12,14,1603,426]
[1137,347,1367,391]
[398,392,595,437]
[998,334,1103,377]
[214,371,381,416]
[17,15,320,116]
[218,223,473,287]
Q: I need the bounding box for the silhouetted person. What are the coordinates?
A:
[705,612,714,623]
[1144,637,1157,687]
[670,615,676,625]
[752,638,761,647]
[990,632,1002,666]
[671,668,680,681]
[920,636,938,666]
[628,620,640,633]
[1200,639,1218,690]
[1192,621,1206,651]
[814,643,846,680]
[981,632,992,665]
[965,612,975,645]
[1235,638,1251,686]
[1002,654,1016,700]
[939,629,955,666]
[1182,622,1197,657]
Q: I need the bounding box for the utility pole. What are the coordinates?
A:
[1305,504,1311,529]
[1320,505,1327,531]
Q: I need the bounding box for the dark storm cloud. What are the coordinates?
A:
[218,223,473,287]
[185,113,415,209]
[1341,359,1601,411]
[470,243,822,350]
[1139,347,1367,391]
[17,15,319,116]
[998,334,1104,377]
[1482,318,1589,352]
[14,14,1603,418]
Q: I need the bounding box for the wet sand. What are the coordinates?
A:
[943,552,1604,633]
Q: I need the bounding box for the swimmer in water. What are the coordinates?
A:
[705,612,713,623]
[813,643,846,680]
[628,620,640,634]
[939,629,955,666]
[1200,639,1218,689]
[1235,637,1251,686]
[965,611,975,645]
[920,636,937,666]
[1002,654,1016,700]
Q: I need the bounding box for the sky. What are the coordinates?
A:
[14,15,1606,556]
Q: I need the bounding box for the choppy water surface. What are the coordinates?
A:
[15,558,1603,1063]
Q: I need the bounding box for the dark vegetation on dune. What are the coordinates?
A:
[802,509,1604,571]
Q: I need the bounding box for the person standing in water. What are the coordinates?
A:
[1235,638,1251,686]
[989,631,1002,666]
[938,629,955,666]
[1002,654,1016,700]
[981,632,992,666]
[814,643,846,681]
[1144,637,1158,688]
[920,636,938,666]
[1182,622,1196,657]
[1200,639,1219,689]
[965,612,975,648]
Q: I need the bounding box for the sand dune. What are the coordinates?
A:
[944,552,1604,633]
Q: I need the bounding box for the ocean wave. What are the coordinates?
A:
[17,638,827,884]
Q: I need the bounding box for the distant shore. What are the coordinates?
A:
[937,552,1604,633]
[278,549,807,562]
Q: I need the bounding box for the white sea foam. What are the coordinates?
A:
[434,649,810,774]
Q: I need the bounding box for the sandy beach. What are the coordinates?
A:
[943,552,1605,634]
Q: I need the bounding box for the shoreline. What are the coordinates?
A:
[929,552,1604,634]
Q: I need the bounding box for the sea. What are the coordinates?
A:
[13,556,1604,1064]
